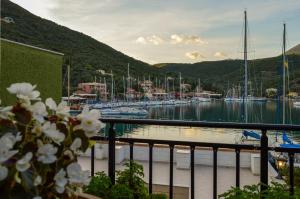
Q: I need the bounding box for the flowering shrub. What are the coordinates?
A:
[0,83,105,199]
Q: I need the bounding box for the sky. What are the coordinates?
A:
[10,0,300,64]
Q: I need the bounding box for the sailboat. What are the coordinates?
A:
[277,24,300,149]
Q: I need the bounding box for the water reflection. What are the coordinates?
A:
[103,100,300,143]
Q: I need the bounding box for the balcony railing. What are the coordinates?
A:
[90,118,300,199]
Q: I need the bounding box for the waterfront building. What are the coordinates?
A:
[77,82,107,100]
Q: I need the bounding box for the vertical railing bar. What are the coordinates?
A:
[149,143,153,194]
[289,153,294,196]
[108,122,116,184]
[260,129,268,193]
[169,144,174,199]
[130,142,134,162]
[235,148,240,188]
[91,145,95,176]
[190,145,195,199]
[213,147,218,199]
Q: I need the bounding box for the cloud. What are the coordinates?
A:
[214,52,227,59]
[171,34,206,45]
[185,52,205,60]
[135,35,164,45]
[135,37,147,44]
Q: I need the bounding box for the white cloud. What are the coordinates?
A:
[214,52,227,59]
[185,52,205,60]
[135,37,147,44]
[171,34,206,45]
[135,35,164,45]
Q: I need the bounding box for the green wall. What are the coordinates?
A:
[0,39,63,105]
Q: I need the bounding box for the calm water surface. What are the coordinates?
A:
[104,100,300,143]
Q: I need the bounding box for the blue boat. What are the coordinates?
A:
[243,130,261,140]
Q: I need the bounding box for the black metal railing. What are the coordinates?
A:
[90,118,300,199]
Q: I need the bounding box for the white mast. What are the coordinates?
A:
[244,10,248,122]
[179,72,182,100]
[282,23,286,124]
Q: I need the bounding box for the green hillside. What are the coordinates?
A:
[0,0,160,95]
[156,54,300,94]
[1,0,300,96]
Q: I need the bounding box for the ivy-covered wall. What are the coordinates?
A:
[0,39,63,105]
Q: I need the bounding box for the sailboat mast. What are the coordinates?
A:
[179,72,182,100]
[244,10,248,122]
[282,23,286,124]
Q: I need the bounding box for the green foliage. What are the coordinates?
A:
[84,161,167,199]
[280,166,300,187]
[110,184,134,199]
[84,172,112,198]
[219,182,300,199]
[116,161,149,199]
[0,40,63,105]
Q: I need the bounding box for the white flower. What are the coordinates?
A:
[42,122,65,144]
[16,152,32,172]
[32,124,42,136]
[45,98,57,110]
[34,175,42,186]
[0,100,14,119]
[70,138,81,152]
[30,102,47,123]
[0,132,22,149]
[7,83,40,101]
[0,165,8,181]
[0,133,19,163]
[46,98,69,119]
[37,143,57,164]
[67,162,90,185]
[54,169,68,194]
[77,106,105,137]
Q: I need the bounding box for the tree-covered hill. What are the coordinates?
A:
[156,54,300,94]
[0,0,160,94]
[1,0,300,96]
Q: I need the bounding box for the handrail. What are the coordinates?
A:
[100,118,300,131]
[92,119,300,198]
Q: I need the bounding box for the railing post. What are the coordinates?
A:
[190,146,195,199]
[213,147,218,199]
[169,144,174,199]
[149,143,153,194]
[289,153,295,196]
[235,149,240,188]
[260,129,268,193]
[91,145,95,176]
[108,122,116,184]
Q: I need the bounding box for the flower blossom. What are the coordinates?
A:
[46,98,69,119]
[0,165,8,181]
[37,143,57,164]
[0,100,14,119]
[70,138,81,152]
[42,122,65,144]
[7,83,40,101]
[30,102,47,123]
[76,106,105,137]
[34,175,42,186]
[16,152,33,172]
[54,169,68,194]
[67,162,90,185]
[0,133,19,163]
